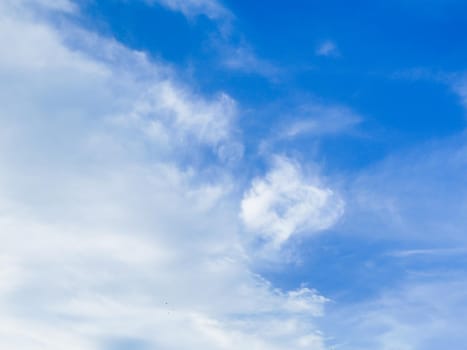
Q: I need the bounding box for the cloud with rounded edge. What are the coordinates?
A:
[240,156,345,247]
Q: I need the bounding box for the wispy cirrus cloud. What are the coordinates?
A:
[349,134,467,243]
[144,0,279,79]
[390,68,467,115]
[280,103,362,139]
[325,278,467,350]
[148,0,231,22]
[215,40,280,80]
[387,247,467,258]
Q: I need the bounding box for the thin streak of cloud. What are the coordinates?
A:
[387,247,467,258]
[147,0,231,21]
[280,104,362,139]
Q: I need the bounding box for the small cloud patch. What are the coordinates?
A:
[316,40,340,57]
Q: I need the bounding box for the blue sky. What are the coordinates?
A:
[1,0,467,349]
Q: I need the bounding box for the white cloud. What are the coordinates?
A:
[217,41,280,80]
[451,75,467,111]
[280,103,362,138]
[349,135,467,243]
[325,278,467,350]
[0,3,328,350]
[316,40,339,57]
[148,0,231,22]
[118,80,238,149]
[285,287,329,315]
[147,0,278,79]
[240,156,345,247]
[1,0,77,14]
[387,247,467,258]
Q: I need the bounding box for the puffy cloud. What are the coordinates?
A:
[240,156,345,247]
[125,82,237,148]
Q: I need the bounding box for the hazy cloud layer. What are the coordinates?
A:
[0,2,330,349]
